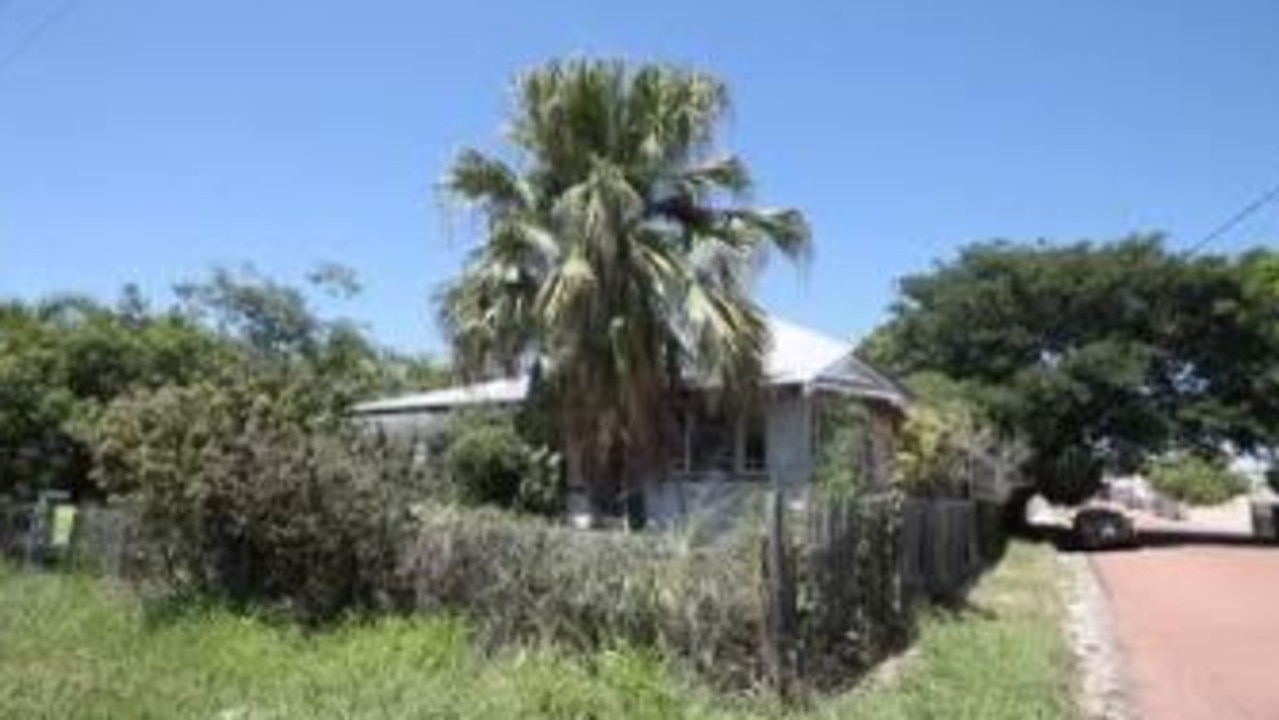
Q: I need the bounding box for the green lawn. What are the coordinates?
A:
[0,542,1075,719]
[816,540,1077,720]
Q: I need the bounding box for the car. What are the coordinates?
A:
[1072,505,1137,550]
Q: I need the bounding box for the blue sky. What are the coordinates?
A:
[2,1,1277,354]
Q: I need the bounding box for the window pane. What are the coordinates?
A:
[690,406,734,473]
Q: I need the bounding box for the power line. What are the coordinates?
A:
[1185,174,1279,255]
[0,0,85,80]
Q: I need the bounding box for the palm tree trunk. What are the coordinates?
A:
[589,443,624,521]
[564,438,592,527]
[623,452,646,530]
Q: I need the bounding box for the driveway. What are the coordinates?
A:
[1091,539,1279,720]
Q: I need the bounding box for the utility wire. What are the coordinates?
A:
[1185,175,1279,255]
[0,0,84,80]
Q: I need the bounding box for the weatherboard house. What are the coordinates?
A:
[354,318,909,527]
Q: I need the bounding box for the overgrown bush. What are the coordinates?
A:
[894,373,1029,500]
[396,497,925,692]
[812,401,870,493]
[1146,454,1249,506]
[398,505,762,688]
[84,377,428,622]
[443,419,563,515]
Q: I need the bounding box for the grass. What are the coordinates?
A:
[0,542,1075,719]
[816,540,1077,720]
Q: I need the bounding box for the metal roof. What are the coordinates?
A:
[353,317,907,415]
[353,376,528,415]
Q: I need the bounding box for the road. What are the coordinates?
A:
[1091,538,1279,720]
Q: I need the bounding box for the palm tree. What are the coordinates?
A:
[439,59,811,518]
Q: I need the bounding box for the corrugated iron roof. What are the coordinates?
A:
[353,317,906,415]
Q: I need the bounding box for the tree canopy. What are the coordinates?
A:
[863,234,1279,503]
[438,59,810,515]
[0,266,446,500]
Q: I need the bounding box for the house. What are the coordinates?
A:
[354,318,909,528]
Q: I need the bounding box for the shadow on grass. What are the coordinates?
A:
[139,586,314,632]
[924,598,1001,622]
[139,588,230,628]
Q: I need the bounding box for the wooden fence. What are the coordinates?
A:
[760,490,1003,694]
[901,498,986,602]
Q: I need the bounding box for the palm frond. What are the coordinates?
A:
[443,149,531,214]
[436,58,812,504]
[724,207,813,262]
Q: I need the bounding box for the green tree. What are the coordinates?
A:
[438,59,810,517]
[0,265,438,499]
[1145,454,1249,506]
[893,372,1022,498]
[0,293,223,498]
[174,265,442,407]
[865,235,1279,505]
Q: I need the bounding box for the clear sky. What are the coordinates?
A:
[2,1,1277,354]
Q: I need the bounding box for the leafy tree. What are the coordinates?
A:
[174,265,445,407]
[438,59,810,516]
[0,265,444,499]
[1145,454,1249,506]
[894,373,1026,498]
[0,293,223,498]
[865,235,1279,505]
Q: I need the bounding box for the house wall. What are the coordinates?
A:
[358,411,451,442]
[643,386,816,530]
[360,387,900,532]
[766,386,815,487]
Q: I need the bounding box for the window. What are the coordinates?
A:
[670,399,767,479]
[689,404,734,473]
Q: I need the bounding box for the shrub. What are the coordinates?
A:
[398,504,763,688]
[443,420,563,515]
[1146,454,1249,506]
[397,497,921,692]
[444,424,526,506]
[84,378,428,622]
[812,401,870,493]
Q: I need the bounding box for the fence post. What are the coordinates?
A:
[24,499,54,569]
[760,488,798,700]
